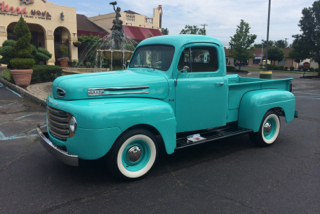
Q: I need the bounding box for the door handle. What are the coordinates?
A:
[215,82,224,85]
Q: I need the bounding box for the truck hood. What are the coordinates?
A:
[52,69,169,100]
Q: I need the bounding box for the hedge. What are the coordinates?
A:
[0,69,14,82]
[31,65,62,83]
[226,66,236,72]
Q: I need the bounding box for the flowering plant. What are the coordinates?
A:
[57,57,69,61]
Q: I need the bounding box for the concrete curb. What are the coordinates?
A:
[0,78,47,107]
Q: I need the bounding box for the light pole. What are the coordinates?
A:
[260,39,264,69]
[265,0,271,71]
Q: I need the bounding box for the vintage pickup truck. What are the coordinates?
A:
[37,35,298,180]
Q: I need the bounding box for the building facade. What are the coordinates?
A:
[88,5,163,42]
[0,0,78,65]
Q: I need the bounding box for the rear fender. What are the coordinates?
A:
[238,90,295,132]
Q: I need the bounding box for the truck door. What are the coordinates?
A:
[175,45,228,133]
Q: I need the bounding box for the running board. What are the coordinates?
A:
[175,127,252,149]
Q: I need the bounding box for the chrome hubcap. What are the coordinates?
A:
[126,145,142,163]
[264,122,272,134]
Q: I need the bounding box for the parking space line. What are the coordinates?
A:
[6,87,22,97]
[0,102,17,109]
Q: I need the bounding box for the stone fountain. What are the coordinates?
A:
[97,1,133,71]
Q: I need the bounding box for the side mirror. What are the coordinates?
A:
[180,66,190,73]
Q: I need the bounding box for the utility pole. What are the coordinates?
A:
[201,24,208,30]
[265,0,271,71]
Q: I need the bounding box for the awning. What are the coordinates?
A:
[123,26,163,41]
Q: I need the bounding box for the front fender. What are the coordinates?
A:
[47,96,177,155]
[238,89,295,132]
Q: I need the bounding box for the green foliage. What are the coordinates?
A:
[289,48,303,64]
[309,67,315,71]
[303,67,308,71]
[226,66,236,71]
[0,69,14,82]
[72,60,78,67]
[273,66,279,70]
[229,19,257,69]
[274,39,289,48]
[59,45,68,56]
[180,25,206,35]
[125,44,135,51]
[102,62,109,68]
[78,35,104,65]
[267,46,285,65]
[290,66,294,71]
[315,68,319,72]
[284,67,288,70]
[85,62,92,68]
[291,0,320,75]
[279,66,284,70]
[10,58,36,69]
[161,28,169,35]
[9,16,35,69]
[267,64,274,70]
[31,65,62,83]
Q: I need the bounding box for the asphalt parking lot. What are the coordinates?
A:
[0,72,319,213]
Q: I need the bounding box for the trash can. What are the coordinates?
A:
[260,71,272,79]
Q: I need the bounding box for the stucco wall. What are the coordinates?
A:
[0,1,78,65]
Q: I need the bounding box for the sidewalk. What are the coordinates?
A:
[26,82,52,102]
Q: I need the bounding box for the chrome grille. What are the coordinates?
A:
[47,106,69,141]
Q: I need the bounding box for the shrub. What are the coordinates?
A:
[102,62,109,68]
[284,67,288,70]
[267,64,274,70]
[290,66,294,71]
[59,45,68,56]
[279,66,284,70]
[226,66,236,72]
[0,40,16,68]
[309,67,314,71]
[273,66,279,70]
[10,16,35,69]
[31,65,62,83]
[125,44,135,51]
[315,68,319,73]
[303,67,308,71]
[86,62,92,68]
[10,58,36,69]
[72,60,78,67]
[0,69,14,82]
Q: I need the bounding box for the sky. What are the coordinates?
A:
[52,0,316,47]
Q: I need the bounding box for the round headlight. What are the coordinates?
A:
[69,116,77,134]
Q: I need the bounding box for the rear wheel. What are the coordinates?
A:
[108,129,158,180]
[250,110,280,147]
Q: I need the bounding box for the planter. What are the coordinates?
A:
[10,69,33,88]
[73,42,81,47]
[60,59,68,67]
[260,71,272,79]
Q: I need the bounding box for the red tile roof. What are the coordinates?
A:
[123,26,163,41]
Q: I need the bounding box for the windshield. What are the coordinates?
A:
[129,45,175,71]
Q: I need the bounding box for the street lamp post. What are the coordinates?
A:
[265,0,271,71]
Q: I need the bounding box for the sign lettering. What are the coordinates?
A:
[0,2,27,14]
[20,0,34,5]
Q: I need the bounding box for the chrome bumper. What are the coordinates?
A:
[36,127,79,166]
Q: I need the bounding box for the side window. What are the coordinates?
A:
[177,46,219,72]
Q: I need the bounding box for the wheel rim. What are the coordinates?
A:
[122,140,151,172]
[263,117,277,140]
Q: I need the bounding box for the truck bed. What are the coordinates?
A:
[226,74,292,123]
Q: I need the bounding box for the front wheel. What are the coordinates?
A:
[250,110,281,147]
[107,129,158,180]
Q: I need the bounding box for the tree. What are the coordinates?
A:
[267,46,285,65]
[161,28,169,35]
[274,39,289,48]
[180,25,206,35]
[229,19,257,69]
[291,0,320,75]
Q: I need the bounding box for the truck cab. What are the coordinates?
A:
[37,35,297,180]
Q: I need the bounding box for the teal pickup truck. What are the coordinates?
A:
[37,35,298,180]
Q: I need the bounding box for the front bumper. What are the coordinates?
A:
[37,127,79,166]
